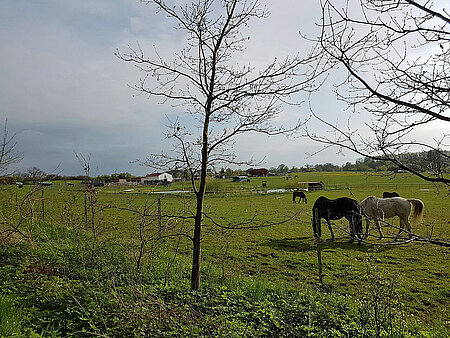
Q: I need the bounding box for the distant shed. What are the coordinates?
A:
[300,181,324,191]
[248,168,269,177]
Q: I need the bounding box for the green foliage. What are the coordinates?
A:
[0,228,444,337]
[357,257,405,337]
[205,177,230,193]
[0,294,23,337]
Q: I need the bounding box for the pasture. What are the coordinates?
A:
[1,172,449,334]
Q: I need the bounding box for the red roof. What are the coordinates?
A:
[146,173,162,177]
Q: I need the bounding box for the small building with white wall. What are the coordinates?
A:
[142,172,173,185]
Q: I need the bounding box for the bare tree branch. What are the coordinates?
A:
[119,0,319,289]
[301,0,449,185]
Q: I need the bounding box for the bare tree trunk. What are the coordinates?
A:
[118,0,309,291]
[190,112,210,290]
[191,207,202,290]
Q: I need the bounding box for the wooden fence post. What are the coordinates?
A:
[158,198,162,232]
[41,189,45,222]
[84,192,88,230]
[314,208,323,286]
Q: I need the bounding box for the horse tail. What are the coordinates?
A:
[407,199,424,224]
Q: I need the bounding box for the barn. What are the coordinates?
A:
[300,181,324,191]
[143,172,173,185]
[248,168,269,177]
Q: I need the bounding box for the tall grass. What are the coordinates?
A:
[0,294,22,337]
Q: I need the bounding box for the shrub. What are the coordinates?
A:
[206,177,230,193]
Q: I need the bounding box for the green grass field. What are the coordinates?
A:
[1,172,449,335]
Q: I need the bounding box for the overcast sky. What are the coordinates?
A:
[0,1,443,177]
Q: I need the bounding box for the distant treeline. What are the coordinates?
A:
[4,150,448,184]
[269,150,449,174]
[271,150,449,175]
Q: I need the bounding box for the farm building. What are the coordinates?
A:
[130,177,142,184]
[300,181,324,191]
[108,177,143,186]
[248,168,269,177]
[143,172,173,185]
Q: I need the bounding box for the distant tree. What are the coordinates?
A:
[426,150,448,178]
[321,162,340,172]
[355,160,370,172]
[95,175,111,183]
[234,169,246,176]
[0,119,21,175]
[277,164,289,175]
[26,167,46,184]
[303,0,449,185]
[111,172,133,180]
[342,162,354,171]
[118,0,313,290]
[224,168,234,177]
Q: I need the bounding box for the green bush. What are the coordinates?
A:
[205,177,230,193]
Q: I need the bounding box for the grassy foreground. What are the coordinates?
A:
[0,172,448,336]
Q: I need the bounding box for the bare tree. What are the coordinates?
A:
[302,0,449,185]
[0,119,21,175]
[25,167,47,184]
[117,0,318,289]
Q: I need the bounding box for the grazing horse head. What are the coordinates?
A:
[312,196,363,244]
[361,196,424,239]
[383,191,399,198]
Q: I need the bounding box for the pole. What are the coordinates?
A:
[41,189,45,222]
[314,208,323,286]
[158,198,162,232]
[84,192,88,230]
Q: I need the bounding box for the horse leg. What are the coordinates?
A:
[347,217,355,242]
[405,220,412,238]
[327,220,335,241]
[375,219,383,239]
[365,219,371,238]
[395,218,404,239]
[349,224,355,242]
[397,217,412,239]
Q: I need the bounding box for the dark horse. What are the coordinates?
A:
[293,190,307,203]
[383,191,399,198]
[312,196,363,243]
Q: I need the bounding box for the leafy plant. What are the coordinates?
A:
[0,294,23,337]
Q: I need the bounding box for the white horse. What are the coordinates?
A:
[361,196,424,238]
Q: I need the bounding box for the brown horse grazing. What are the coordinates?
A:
[361,196,424,238]
[383,191,399,198]
[293,190,307,203]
